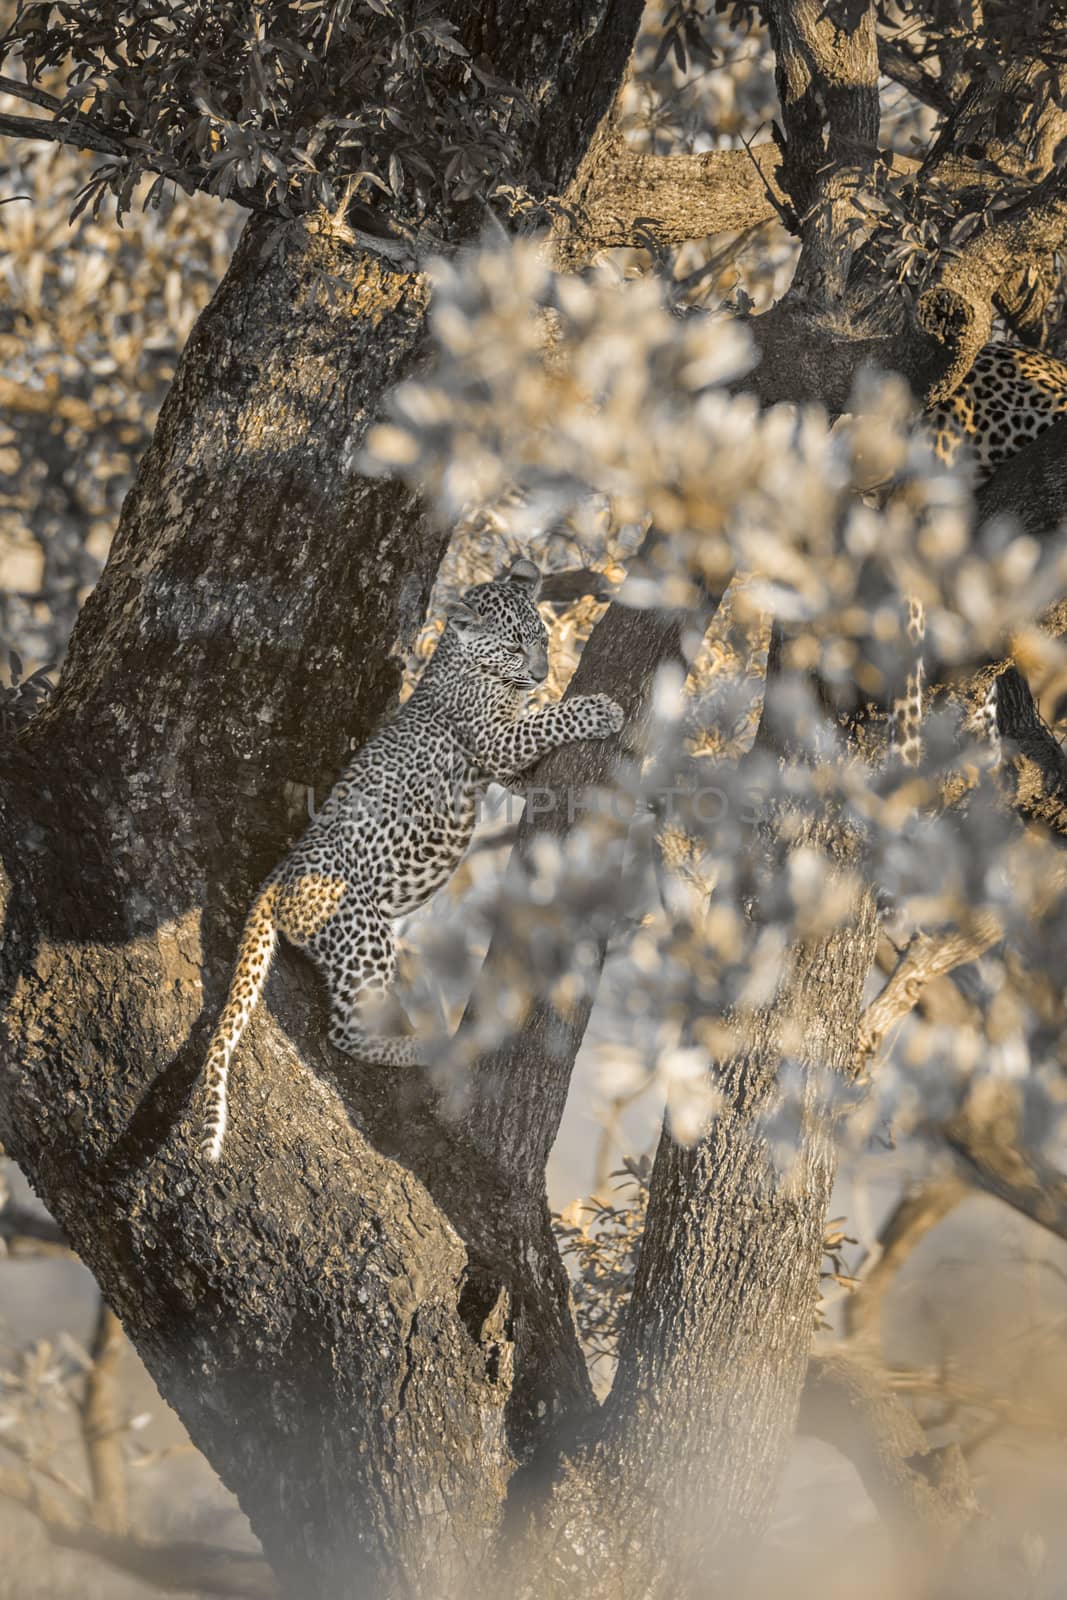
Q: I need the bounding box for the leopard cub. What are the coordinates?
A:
[199,557,623,1164]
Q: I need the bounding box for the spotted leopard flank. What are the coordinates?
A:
[198,556,624,1166]
[926,342,1067,478]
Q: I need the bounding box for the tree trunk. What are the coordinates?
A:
[505,811,880,1600]
[0,222,501,1599]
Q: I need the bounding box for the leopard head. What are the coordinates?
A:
[446,558,549,688]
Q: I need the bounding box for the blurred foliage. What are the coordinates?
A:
[367,235,1067,1164]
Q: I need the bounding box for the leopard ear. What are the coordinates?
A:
[445,597,487,636]
[502,557,542,600]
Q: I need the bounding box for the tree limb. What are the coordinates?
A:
[561,130,919,271]
[799,1351,974,1543]
[994,665,1067,840]
[462,549,695,1186]
[944,1079,1067,1244]
[918,178,1067,402]
[843,1178,966,1343]
[738,309,944,413]
[877,37,952,115]
[0,74,65,114]
[0,108,125,158]
[765,0,881,315]
[538,567,616,605]
[855,913,1002,1072]
[0,1199,68,1254]
[561,138,788,263]
[540,817,883,1592]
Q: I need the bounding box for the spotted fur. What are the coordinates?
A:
[960,677,1003,773]
[890,342,1067,768]
[926,341,1067,478]
[889,595,926,769]
[199,557,624,1164]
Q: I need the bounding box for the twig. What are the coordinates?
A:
[81,1297,128,1535]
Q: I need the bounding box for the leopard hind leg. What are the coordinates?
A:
[305,888,423,1067]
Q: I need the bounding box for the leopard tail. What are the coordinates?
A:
[200,879,280,1165]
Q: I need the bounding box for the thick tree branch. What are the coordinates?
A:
[918,179,1067,402]
[462,557,696,1187]
[920,44,1067,208]
[765,0,881,315]
[994,665,1067,839]
[799,1352,974,1543]
[517,818,882,1595]
[845,14,1067,371]
[560,138,788,264]
[562,138,921,268]
[738,310,944,413]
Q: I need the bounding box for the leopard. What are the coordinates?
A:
[198,556,624,1165]
[890,340,1067,769]
[925,341,1067,480]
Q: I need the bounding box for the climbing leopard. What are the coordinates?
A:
[199,557,624,1164]
[890,341,1067,767]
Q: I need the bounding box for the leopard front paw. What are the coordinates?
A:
[580,694,625,738]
